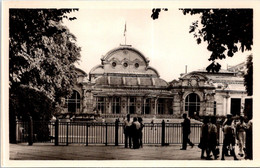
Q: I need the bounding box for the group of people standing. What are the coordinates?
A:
[123,114,144,149]
[199,116,219,160]
[197,114,253,160]
[221,115,253,160]
[123,113,253,160]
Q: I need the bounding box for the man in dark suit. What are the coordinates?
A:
[181,113,194,150]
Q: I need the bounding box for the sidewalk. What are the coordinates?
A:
[9,143,246,160]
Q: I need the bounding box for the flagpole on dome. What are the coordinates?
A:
[124,22,127,45]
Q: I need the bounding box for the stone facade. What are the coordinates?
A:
[61,45,252,119]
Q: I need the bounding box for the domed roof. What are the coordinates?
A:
[90,45,160,78]
[102,45,150,66]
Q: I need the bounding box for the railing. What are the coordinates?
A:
[15,120,224,146]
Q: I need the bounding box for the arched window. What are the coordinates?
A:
[66,90,80,114]
[185,93,200,117]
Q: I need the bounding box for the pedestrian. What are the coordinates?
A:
[123,114,132,148]
[138,117,144,148]
[236,116,247,157]
[222,114,232,156]
[221,116,238,160]
[199,116,209,159]
[245,117,253,160]
[131,117,141,149]
[180,113,194,150]
[208,116,219,160]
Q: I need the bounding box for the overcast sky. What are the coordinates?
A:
[63,8,251,82]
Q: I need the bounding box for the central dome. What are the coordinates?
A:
[102,45,150,67]
[90,45,160,77]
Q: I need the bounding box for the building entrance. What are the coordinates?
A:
[231,98,241,116]
[185,93,200,117]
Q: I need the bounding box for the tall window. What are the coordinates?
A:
[129,97,136,114]
[97,97,106,114]
[66,90,80,113]
[185,93,200,117]
[157,98,164,114]
[167,99,173,114]
[143,98,151,114]
[112,97,121,114]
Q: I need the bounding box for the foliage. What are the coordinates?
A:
[10,86,54,121]
[206,61,221,73]
[181,9,253,73]
[9,9,81,104]
[244,55,253,96]
[151,9,253,95]
[151,8,168,20]
[9,9,81,142]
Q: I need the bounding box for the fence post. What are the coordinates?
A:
[105,123,108,146]
[66,122,69,146]
[86,123,88,146]
[55,119,59,146]
[28,116,33,146]
[161,120,165,146]
[15,118,19,143]
[115,119,119,146]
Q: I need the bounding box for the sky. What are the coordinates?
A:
[63,8,251,82]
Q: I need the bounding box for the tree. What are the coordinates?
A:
[181,9,253,94]
[151,9,253,95]
[151,8,168,20]
[10,9,81,103]
[9,9,81,142]
[181,9,252,64]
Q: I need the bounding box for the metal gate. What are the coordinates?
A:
[16,120,223,146]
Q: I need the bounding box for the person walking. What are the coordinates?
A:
[236,116,247,157]
[123,114,132,148]
[221,116,238,160]
[180,113,194,150]
[138,117,144,148]
[207,116,219,160]
[131,117,141,149]
[199,116,209,159]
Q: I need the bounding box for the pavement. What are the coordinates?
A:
[9,143,247,161]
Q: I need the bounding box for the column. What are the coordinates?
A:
[121,97,127,114]
[226,94,231,115]
[154,98,158,115]
[150,98,156,115]
[241,95,245,116]
[105,97,112,114]
[222,96,226,116]
[143,98,146,115]
[173,93,181,116]
[136,97,142,114]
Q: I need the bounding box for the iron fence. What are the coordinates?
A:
[15,120,224,146]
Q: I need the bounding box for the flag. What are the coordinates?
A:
[124,22,127,36]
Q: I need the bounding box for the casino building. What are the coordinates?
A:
[60,45,252,119]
